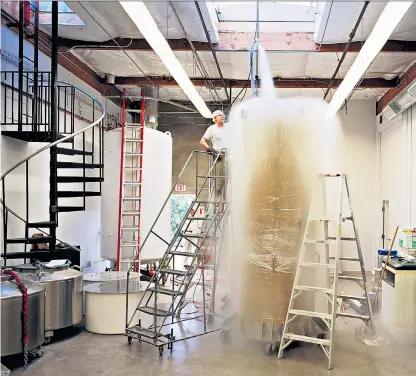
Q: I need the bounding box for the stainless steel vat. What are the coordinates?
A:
[0,274,45,357]
[26,269,83,332]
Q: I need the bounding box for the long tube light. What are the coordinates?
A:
[325,2,413,119]
[120,2,213,119]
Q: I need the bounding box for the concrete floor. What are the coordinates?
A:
[5,315,416,376]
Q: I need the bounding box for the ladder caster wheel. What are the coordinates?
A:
[265,342,277,356]
[43,336,52,346]
[220,330,231,344]
[127,336,132,345]
[159,346,164,356]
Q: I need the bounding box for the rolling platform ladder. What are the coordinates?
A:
[116,89,145,271]
[278,173,373,369]
[125,151,229,355]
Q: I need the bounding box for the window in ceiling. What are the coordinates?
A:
[32,1,85,26]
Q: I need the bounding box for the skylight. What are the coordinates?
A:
[33,1,85,26]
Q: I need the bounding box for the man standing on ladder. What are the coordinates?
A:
[200,109,230,205]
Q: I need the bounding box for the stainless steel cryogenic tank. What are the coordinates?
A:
[0,274,45,356]
[100,127,172,263]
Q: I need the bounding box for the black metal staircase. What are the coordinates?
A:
[1,2,105,264]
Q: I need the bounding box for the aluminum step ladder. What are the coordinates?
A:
[116,90,145,271]
[278,173,373,370]
[125,151,229,354]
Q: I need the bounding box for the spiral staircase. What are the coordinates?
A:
[1,70,105,265]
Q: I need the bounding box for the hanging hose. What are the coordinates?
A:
[250,1,261,97]
[2,269,30,370]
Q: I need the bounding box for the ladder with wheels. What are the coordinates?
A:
[278,173,373,370]
[116,89,145,271]
[125,151,229,354]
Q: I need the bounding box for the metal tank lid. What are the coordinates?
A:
[83,279,144,294]
[0,277,45,299]
[38,268,83,282]
[83,271,141,282]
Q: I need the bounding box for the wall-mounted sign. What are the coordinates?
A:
[175,184,186,192]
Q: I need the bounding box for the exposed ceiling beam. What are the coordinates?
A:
[1,5,125,106]
[58,33,416,53]
[376,62,416,114]
[114,76,397,89]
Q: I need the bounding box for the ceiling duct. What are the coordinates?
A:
[382,81,416,120]
[144,87,159,129]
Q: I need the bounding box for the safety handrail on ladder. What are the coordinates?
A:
[125,150,225,274]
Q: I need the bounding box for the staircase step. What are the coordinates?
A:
[147,286,183,296]
[169,250,197,257]
[289,309,332,320]
[57,206,85,212]
[138,306,172,317]
[337,312,370,320]
[56,147,93,156]
[6,236,53,244]
[159,268,187,276]
[57,191,101,198]
[126,325,162,339]
[283,333,331,346]
[27,221,56,228]
[57,176,104,183]
[57,162,103,169]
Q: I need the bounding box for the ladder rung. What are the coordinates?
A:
[337,312,370,320]
[169,250,197,257]
[147,286,183,296]
[337,293,367,301]
[126,123,142,126]
[327,237,356,241]
[181,233,207,238]
[294,286,334,294]
[159,268,187,276]
[138,306,171,317]
[123,197,141,201]
[125,138,143,142]
[125,152,143,156]
[122,227,140,231]
[289,309,332,320]
[338,275,363,282]
[299,262,335,268]
[305,239,336,245]
[309,214,337,221]
[126,109,142,113]
[283,333,331,346]
[124,167,142,170]
[123,211,141,216]
[124,181,142,186]
[187,217,210,220]
[329,256,360,262]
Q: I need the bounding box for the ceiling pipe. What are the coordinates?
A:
[194,1,231,103]
[323,1,370,100]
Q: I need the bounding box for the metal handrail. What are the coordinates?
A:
[1,80,105,251]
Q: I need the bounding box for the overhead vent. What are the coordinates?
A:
[383,81,416,120]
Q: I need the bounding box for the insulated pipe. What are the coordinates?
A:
[194,1,231,103]
[323,1,370,100]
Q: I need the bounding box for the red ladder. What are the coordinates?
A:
[116,89,145,271]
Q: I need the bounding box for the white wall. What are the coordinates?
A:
[376,104,416,258]
[336,100,378,271]
[1,25,123,271]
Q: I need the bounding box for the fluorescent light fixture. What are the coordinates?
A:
[325,2,412,119]
[120,2,213,119]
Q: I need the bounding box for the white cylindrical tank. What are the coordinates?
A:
[100,127,172,263]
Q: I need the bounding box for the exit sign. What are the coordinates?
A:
[175,184,186,192]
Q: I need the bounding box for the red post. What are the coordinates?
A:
[116,89,126,271]
[136,89,145,272]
